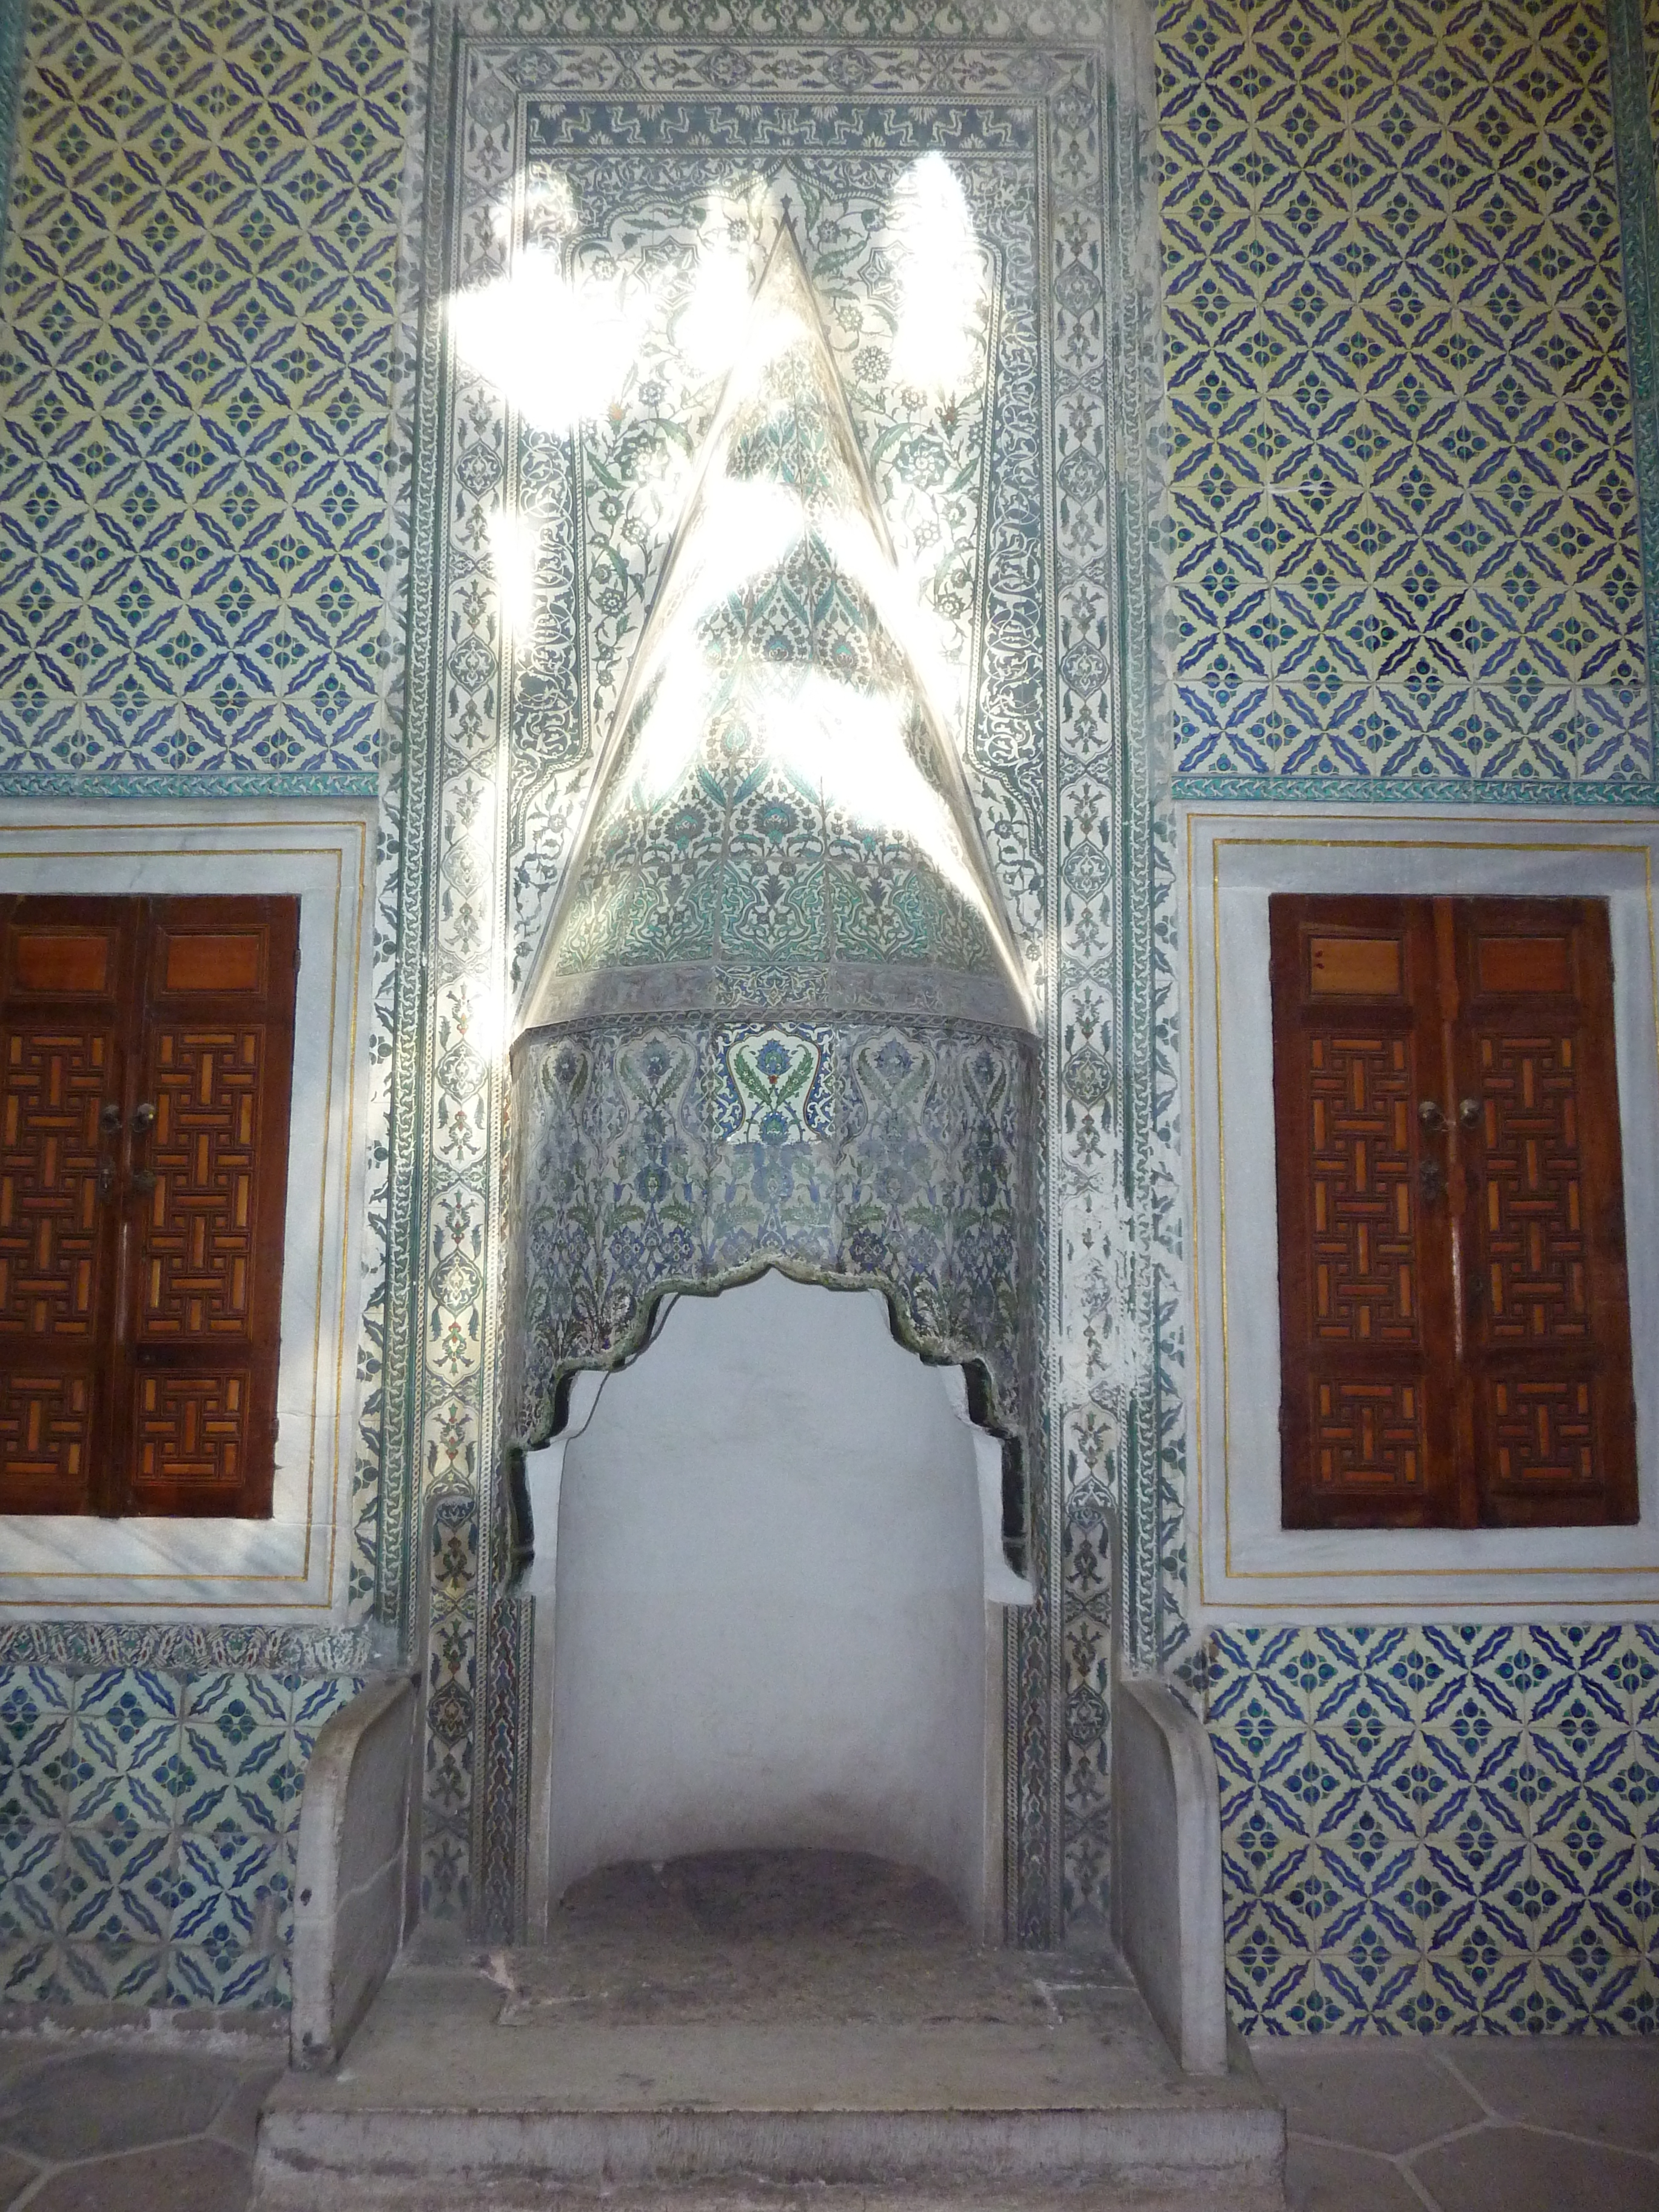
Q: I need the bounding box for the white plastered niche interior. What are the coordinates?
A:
[0,800,375,1618]
[1182,805,1659,1620]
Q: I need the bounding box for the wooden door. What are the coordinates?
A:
[1270,892,1636,1530]
[1270,897,1458,1527]
[0,896,298,1516]
[0,901,137,1510]
[1453,900,1637,1527]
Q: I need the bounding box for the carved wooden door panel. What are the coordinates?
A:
[1452,900,1637,1527]
[0,900,136,1510]
[1270,896,1458,1528]
[1271,892,1635,1530]
[0,896,298,1516]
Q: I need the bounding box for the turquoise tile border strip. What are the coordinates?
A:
[0,1625,385,1672]
[1171,771,1659,805]
[0,771,379,797]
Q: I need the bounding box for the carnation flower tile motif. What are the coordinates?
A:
[1157,0,1655,800]
[1201,1626,1659,2032]
[720,1031,833,1149]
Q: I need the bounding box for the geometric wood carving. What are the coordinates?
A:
[0,895,297,1515]
[1272,892,1635,1530]
[1272,895,1456,1527]
[1456,898,1635,1526]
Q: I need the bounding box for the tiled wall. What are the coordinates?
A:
[1156,0,1652,796]
[1190,1626,1659,2033]
[0,0,407,790]
[1153,0,1659,2034]
[0,1664,362,2006]
[0,0,408,2010]
[0,0,1655,2029]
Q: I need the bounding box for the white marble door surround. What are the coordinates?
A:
[1182,805,1659,1620]
[0,800,377,1618]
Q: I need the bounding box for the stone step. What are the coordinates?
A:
[253,1975,1283,2209]
[255,2097,1285,2211]
[253,1862,1284,2211]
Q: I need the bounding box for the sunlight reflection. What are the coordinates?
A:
[625,477,803,802]
[449,248,651,435]
[488,509,540,646]
[888,153,985,400]
[765,668,989,925]
[679,202,757,380]
[583,226,1022,1004]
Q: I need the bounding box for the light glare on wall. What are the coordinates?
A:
[488,509,540,645]
[679,210,757,379]
[449,247,650,433]
[888,154,985,400]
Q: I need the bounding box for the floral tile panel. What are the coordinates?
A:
[1194,1624,1659,2034]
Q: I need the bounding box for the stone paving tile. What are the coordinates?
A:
[25,2138,253,2212]
[203,2070,281,2157]
[1275,2135,1426,2211]
[1255,2040,1484,2155]
[0,2042,279,2212]
[0,2048,248,2161]
[1444,2038,1659,2153]
[1412,2127,1659,2212]
[0,2147,35,2208]
[1256,2036,1659,2212]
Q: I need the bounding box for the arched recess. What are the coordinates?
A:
[515,1269,1031,1939]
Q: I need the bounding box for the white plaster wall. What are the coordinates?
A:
[548,1270,988,1919]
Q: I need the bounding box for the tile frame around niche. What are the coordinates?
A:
[0,800,377,1619]
[388,8,1165,1942]
[1184,803,1659,1619]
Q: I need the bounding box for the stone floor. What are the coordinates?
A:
[1256,2035,1659,2211]
[0,2013,1652,2210]
[0,2032,281,2211]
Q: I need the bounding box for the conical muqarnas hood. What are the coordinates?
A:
[517,227,1033,1039]
[503,224,1042,1463]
